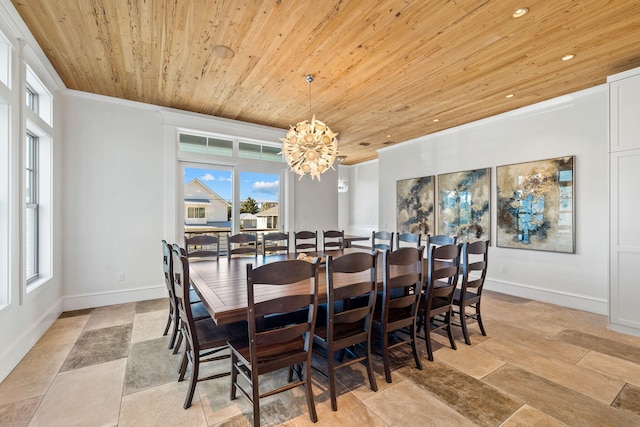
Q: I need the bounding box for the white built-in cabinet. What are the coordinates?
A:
[609,67,640,336]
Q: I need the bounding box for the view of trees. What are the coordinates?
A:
[240,197,260,214]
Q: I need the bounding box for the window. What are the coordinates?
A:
[0,31,9,88]
[24,67,53,291]
[239,141,282,162]
[0,100,8,306]
[179,134,233,156]
[26,84,38,113]
[187,207,206,219]
[25,132,38,282]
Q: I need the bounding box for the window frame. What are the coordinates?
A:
[25,131,38,283]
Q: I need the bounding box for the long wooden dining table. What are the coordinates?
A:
[189,248,385,325]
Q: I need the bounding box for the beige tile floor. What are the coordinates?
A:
[2,291,640,426]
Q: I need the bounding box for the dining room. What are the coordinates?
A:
[2,0,640,425]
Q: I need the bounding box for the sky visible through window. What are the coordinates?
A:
[184,167,279,203]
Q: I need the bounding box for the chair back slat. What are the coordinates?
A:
[227,232,258,259]
[254,294,315,318]
[372,231,394,252]
[263,232,290,255]
[185,234,220,261]
[323,230,344,251]
[396,233,421,250]
[295,231,318,254]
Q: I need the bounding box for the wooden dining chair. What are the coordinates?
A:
[323,229,344,251]
[453,240,489,345]
[161,240,210,352]
[171,246,247,409]
[294,230,318,254]
[396,232,421,250]
[373,246,424,383]
[426,234,457,247]
[184,234,220,261]
[312,251,378,411]
[418,243,462,361]
[262,231,289,255]
[228,259,320,426]
[227,232,258,260]
[372,230,394,252]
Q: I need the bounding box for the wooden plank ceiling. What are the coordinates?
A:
[12,0,640,164]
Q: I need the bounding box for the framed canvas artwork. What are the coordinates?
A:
[437,168,491,242]
[496,156,574,253]
[396,176,435,236]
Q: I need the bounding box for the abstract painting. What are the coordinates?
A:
[397,176,435,236]
[437,168,491,242]
[496,156,574,253]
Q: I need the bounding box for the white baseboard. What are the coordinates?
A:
[610,322,640,337]
[0,298,63,382]
[485,277,608,315]
[63,285,168,311]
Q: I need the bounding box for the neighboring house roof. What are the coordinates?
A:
[256,206,279,217]
[184,198,211,204]
[240,213,258,220]
[184,178,231,207]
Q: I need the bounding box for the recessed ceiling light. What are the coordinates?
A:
[512,8,528,18]
[505,93,514,98]
[562,54,575,61]
[211,45,235,59]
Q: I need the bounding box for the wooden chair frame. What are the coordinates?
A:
[374,246,425,383]
[228,259,320,426]
[184,234,220,261]
[262,231,289,255]
[396,232,421,250]
[323,230,344,251]
[294,230,318,254]
[454,240,489,345]
[171,246,247,409]
[227,232,258,260]
[372,230,394,252]
[419,243,462,361]
[312,251,378,411]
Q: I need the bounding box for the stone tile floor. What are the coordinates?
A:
[2,291,640,426]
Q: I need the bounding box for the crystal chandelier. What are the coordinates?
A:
[280,75,338,180]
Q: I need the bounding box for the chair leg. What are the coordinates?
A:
[460,304,471,345]
[183,354,199,409]
[178,349,188,381]
[410,323,423,370]
[445,310,457,350]
[476,302,487,336]
[365,339,378,392]
[304,361,318,422]
[382,329,392,383]
[328,349,338,411]
[168,315,179,349]
[230,352,238,400]
[252,370,261,427]
[425,320,434,362]
[173,330,183,355]
[163,311,172,336]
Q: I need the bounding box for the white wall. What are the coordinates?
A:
[294,168,340,233]
[349,86,609,314]
[60,92,167,309]
[339,161,379,236]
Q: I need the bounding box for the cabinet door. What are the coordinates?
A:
[610,74,640,152]
[610,150,640,334]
